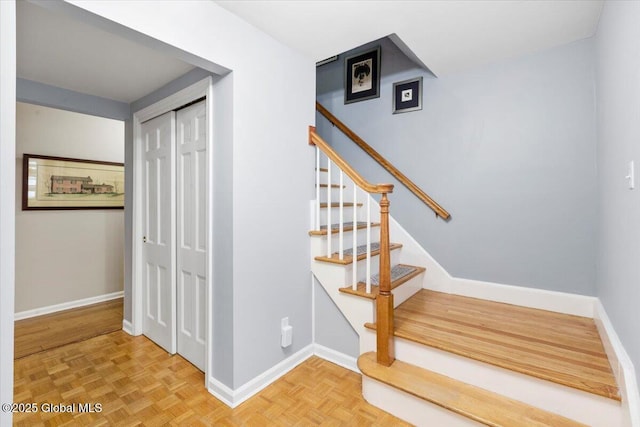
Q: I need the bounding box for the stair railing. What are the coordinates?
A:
[309,126,396,366]
[316,102,450,220]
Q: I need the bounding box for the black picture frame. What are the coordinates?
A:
[393,77,423,114]
[22,153,125,210]
[344,46,381,104]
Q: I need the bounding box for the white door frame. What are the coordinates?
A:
[132,76,214,382]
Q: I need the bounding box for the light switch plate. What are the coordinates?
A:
[627,161,635,190]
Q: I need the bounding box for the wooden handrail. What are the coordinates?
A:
[309,127,393,194]
[315,102,450,220]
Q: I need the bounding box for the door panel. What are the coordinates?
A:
[176,101,207,371]
[141,111,176,354]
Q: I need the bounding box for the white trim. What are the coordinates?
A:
[122,319,134,335]
[208,344,314,408]
[594,300,640,427]
[14,291,124,320]
[448,277,596,318]
[311,273,316,343]
[205,342,359,409]
[314,344,359,373]
[132,77,214,387]
[0,1,16,423]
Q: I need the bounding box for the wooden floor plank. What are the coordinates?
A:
[14,298,123,359]
[385,290,620,400]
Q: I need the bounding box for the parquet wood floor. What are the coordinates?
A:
[14,298,123,359]
[13,331,410,426]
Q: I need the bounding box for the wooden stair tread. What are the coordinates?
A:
[309,222,380,236]
[319,184,345,188]
[319,202,362,208]
[367,290,620,401]
[339,264,425,299]
[315,242,403,265]
[358,352,588,427]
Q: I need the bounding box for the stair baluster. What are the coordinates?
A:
[338,170,344,260]
[315,146,320,231]
[326,160,332,258]
[352,183,358,291]
[365,196,372,294]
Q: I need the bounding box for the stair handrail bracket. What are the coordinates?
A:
[309,126,395,366]
[315,102,450,220]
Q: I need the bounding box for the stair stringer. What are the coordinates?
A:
[362,328,622,427]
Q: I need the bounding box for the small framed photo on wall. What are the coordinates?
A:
[393,77,423,114]
[344,46,381,104]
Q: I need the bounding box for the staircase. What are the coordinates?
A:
[308,121,624,426]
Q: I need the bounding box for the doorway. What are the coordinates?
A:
[133,79,213,373]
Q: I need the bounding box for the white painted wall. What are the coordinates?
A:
[15,102,124,312]
[0,0,16,423]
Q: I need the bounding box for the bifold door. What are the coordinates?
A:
[141,101,207,371]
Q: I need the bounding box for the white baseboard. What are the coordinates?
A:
[206,343,360,409]
[208,344,314,408]
[14,291,124,320]
[122,319,134,335]
[448,277,596,318]
[314,344,359,373]
[594,300,640,427]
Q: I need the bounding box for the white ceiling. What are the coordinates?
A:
[16,0,604,105]
[215,0,604,76]
[17,1,195,104]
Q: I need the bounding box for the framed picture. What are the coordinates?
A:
[393,77,423,114]
[22,153,124,210]
[344,46,381,104]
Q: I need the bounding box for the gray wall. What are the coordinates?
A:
[17,78,130,120]
[314,280,359,358]
[594,0,640,385]
[317,37,598,295]
[17,78,130,121]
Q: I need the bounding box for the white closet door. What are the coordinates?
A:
[141,111,177,354]
[176,101,207,371]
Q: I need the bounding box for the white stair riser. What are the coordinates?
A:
[311,250,402,287]
[310,229,392,256]
[362,377,483,427]
[318,206,376,226]
[317,185,359,202]
[364,330,622,427]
